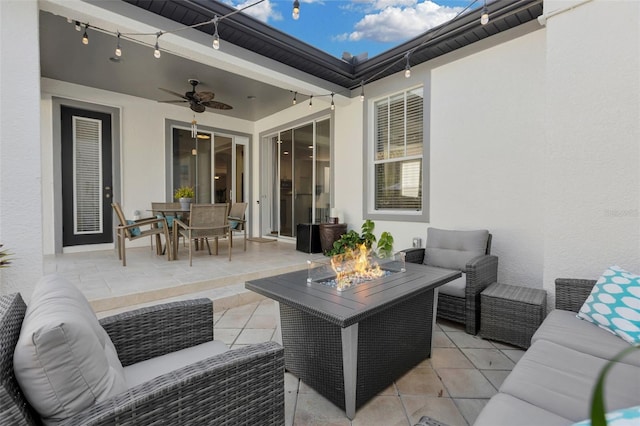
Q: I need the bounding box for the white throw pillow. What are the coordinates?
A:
[577,265,640,345]
[13,275,127,425]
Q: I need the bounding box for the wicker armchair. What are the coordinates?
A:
[0,293,285,426]
[403,228,498,335]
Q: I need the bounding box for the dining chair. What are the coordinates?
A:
[228,202,248,251]
[111,202,170,266]
[151,202,186,248]
[173,204,231,266]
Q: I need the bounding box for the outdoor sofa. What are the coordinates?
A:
[1,274,285,425]
[474,276,640,425]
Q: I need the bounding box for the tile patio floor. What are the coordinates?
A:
[218,299,523,426]
[44,241,523,425]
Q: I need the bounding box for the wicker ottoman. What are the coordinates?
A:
[480,283,547,349]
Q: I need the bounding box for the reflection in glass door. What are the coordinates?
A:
[213,134,247,204]
[172,128,212,203]
[265,117,330,238]
[172,128,247,206]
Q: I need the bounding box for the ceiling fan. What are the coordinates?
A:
[158,79,232,113]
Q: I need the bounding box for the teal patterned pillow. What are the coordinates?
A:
[577,266,640,344]
[572,405,640,426]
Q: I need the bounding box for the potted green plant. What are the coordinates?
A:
[0,244,11,268]
[174,186,195,210]
[326,219,394,258]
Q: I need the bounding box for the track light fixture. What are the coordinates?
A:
[481,0,490,25]
[292,0,300,20]
[330,93,335,110]
[212,16,220,50]
[81,26,89,45]
[115,32,122,57]
[154,33,161,58]
[404,53,411,78]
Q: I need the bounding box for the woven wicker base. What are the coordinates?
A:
[480,283,547,349]
[279,290,435,412]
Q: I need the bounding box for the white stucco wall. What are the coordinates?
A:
[0,0,43,296]
[428,29,546,289]
[40,78,255,254]
[542,0,640,303]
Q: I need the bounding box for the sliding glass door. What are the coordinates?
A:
[262,117,331,238]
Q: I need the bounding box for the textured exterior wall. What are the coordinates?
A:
[0,0,43,298]
[542,0,640,306]
[429,29,546,289]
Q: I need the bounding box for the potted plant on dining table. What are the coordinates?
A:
[174,186,195,211]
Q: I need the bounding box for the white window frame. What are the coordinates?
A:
[364,84,430,222]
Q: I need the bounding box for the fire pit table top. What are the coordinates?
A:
[245,262,460,328]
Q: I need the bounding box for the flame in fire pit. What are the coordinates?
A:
[330,244,385,290]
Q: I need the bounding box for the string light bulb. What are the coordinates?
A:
[480,0,489,25]
[404,54,411,78]
[330,93,335,110]
[292,92,297,105]
[115,32,122,57]
[292,0,300,20]
[309,95,313,108]
[360,82,365,102]
[212,17,220,50]
[154,33,161,58]
[82,27,89,45]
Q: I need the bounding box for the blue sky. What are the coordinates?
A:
[226,0,482,59]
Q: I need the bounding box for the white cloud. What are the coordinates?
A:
[346,1,463,43]
[229,0,282,22]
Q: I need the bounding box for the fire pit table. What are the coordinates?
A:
[245,259,460,419]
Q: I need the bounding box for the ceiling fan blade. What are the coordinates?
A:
[190,103,206,113]
[194,91,215,102]
[158,99,188,104]
[202,100,233,110]
[158,88,188,100]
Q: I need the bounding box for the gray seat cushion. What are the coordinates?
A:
[437,273,466,298]
[499,339,640,422]
[424,228,488,271]
[532,309,640,367]
[474,392,572,426]
[124,339,229,388]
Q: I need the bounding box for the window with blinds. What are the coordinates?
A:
[73,116,103,235]
[373,87,423,211]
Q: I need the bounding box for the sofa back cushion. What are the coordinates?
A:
[425,228,489,271]
[13,275,127,425]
